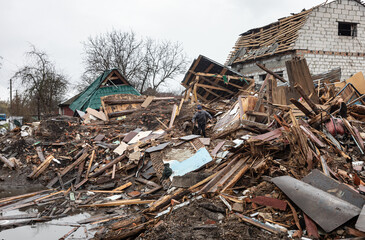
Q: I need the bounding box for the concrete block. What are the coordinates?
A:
[334,8,342,14]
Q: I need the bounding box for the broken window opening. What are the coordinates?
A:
[338,22,357,37]
[259,74,267,82]
[274,71,284,78]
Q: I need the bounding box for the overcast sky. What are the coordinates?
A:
[0,0,325,101]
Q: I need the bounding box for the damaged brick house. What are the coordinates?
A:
[227,0,365,85]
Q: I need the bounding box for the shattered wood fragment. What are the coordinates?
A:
[289,98,314,118]
[105,223,148,240]
[112,182,132,192]
[111,215,143,230]
[286,200,302,237]
[27,155,54,179]
[169,104,178,128]
[86,149,96,178]
[147,188,190,212]
[90,154,126,178]
[74,178,88,190]
[81,199,154,208]
[300,125,325,148]
[59,226,80,240]
[304,213,319,239]
[210,158,247,193]
[75,160,85,185]
[141,96,155,108]
[0,189,52,205]
[211,141,225,157]
[235,213,283,234]
[156,117,168,129]
[47,150,89,188]
[251,196,287,211]
[86,107,107,121]
[0,154,15,169]
[294,84,320,114]
[346,227,365,237]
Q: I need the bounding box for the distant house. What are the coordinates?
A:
[68,69,140,113]
[226,0,365,84]
[58,94,80,116]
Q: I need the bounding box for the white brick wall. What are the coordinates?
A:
[294,0,365,53]
[237,54,293,84]
[303,53,365,80]
[232,0,365,84]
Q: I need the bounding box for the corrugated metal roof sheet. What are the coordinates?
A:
[86,85,140,110]
[69,69,140,112]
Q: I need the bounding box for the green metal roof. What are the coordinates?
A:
[69,70,140,112]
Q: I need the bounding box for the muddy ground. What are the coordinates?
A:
[142,198,288,240]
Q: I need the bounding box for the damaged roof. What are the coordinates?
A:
[69,69,140,112]
[181,55,253,102]
[226,6,318,66]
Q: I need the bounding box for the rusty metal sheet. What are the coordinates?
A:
[302,169,365,209]
[272,175,361,232]
[251,196,287,210]
[356,205,365,232]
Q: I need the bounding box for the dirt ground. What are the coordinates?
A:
[142,198,288,240]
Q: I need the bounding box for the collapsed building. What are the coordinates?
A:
[227,0,365,84]
[3,1,365,240]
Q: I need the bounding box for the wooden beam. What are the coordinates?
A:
[289,98,315,118]
[256,63,286,83]
[294,84,320,114]
[200,76,235,94]
[196,83,234,93]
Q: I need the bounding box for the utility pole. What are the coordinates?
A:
[9,78,12,116]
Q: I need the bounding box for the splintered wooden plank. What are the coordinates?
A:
[112,182,132,192]
[177,98,184,116]
[47,150,89,188]
[235,213,283,234]
[141,96,155,108]
[27,155,54,179]
[86,108,107,121]
[80,199,154,208]
[209,158,247,193]
[0,154,14,169]
[211,141,225,157]
[169,104,178,128]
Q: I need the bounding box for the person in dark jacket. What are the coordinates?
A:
[192,105,212,137]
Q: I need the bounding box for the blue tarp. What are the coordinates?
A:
[168,147,212,178]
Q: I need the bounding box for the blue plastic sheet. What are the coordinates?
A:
[168,148,212,177]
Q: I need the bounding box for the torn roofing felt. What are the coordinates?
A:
[69,69,141,112]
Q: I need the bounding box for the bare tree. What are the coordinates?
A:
[139,39,187,92]
[81,30,188,93]
[13,46,68,120]
[81,30,144,88]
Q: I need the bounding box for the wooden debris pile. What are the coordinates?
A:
[2,57,365,239]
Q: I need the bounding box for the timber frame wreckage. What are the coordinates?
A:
[4,0,365,239]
